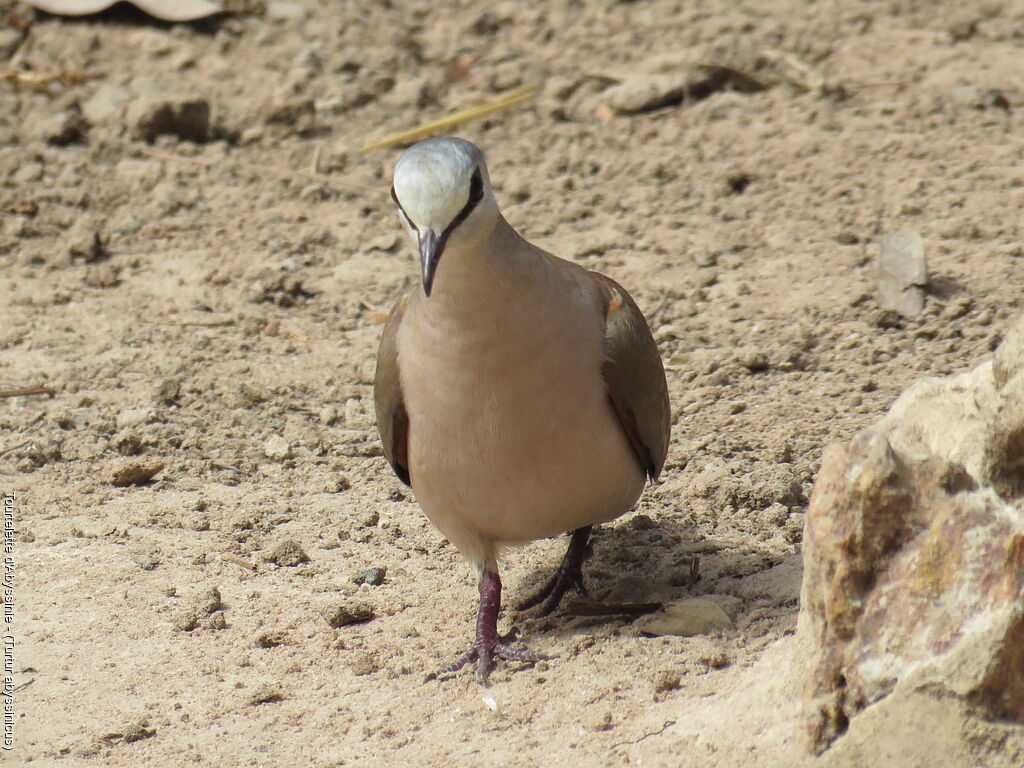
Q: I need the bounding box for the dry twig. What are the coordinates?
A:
[0,67,97,92]
[0,386,54,399]
[361,85,537,152]
[0,440,31,458]
[611,720,677,750]
[223,553,258,572]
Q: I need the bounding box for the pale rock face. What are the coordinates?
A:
[798,314,1024,754]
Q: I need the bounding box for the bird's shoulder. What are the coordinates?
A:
[579,267,672,481]
[373,288,415,486]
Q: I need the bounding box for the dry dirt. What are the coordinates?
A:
[2,1,1023,766]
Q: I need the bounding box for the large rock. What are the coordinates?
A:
[799,314,1024,754]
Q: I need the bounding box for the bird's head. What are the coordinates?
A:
[391,137,499,297]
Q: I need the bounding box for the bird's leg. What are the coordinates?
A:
[439,569,543,682]
[517,525,593,616]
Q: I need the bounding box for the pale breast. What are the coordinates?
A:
[396,266,646,563]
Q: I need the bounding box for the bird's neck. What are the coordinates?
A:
[416,216,534,319]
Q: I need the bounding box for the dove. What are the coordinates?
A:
[374,137,670,681]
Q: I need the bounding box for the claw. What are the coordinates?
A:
[517,526,593,616]
[440,638,544,682]
[439,569,544,683]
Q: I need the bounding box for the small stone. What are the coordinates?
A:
[247,685,285,705]
[111,432,144,456]
[878,228,927,318]
[264,539,309,567]
[348,651,377,676]
[736,347,769,372]
[173,587,222,631]
[67,217,109,263]
[357,509,380,528]
[254,630,288,648]
[133,551,161,571]
[321,601,374,628]
[101,720,155,744]
[39,109,88,146]
[263,435,291,461]
[319,404,338,425]
[652,668,682,693]
[84,263,122,288]
[351,567,386,586]
[156,377,182,404]
[117,406,157,430]
[635,598,735,637]
[197,587,222,614]
[83,84,132,124]
[187,515,210,532]
[323,475,351,493]
[584,710,614,732]
[264,96,315,127]
[127,94,211,143]
[108,459,164,487]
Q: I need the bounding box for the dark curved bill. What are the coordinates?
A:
[419,229,441,297]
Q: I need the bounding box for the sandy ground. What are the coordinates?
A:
[2,0,1023,765]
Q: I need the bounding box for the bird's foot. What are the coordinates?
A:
[516,563,589,616]
[439,636,544,683]
[437,569,545,683]
[517,525,593,616]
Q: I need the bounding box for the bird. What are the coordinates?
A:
[373,136,670,681]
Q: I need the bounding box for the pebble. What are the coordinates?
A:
[351,567,386,586]
[651,668,682,693]
[348,651,377,676]
[117,406,157,430]
[108,459,164,487]
[263,435,291,461]
[126,93,211,143]
[635,598,735,637]
[38,110,87,146]
[82,84,132,124]
[254,630,288,648]
[878,227,927,318]
[357,510,380,528]
[584,710,614,732]
[173,587,223,631]
[264,539,309,567]
[321,601,375,628]
[66,216,109,263]
[247,685,285,705]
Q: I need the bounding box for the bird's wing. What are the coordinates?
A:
[590,272,671,481]
[373,289,413,486]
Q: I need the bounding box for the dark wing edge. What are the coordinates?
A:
[591,272,671,481]
[373,290,413,486]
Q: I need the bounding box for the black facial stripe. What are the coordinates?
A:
[391,185,418,232]
[436,167,484,254]
[390,167,483,244]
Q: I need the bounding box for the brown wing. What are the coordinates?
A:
[590,272,671,480]
[373,290,413,486]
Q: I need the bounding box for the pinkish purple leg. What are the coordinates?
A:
[440,570,543,682]
[517,525,593,616]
